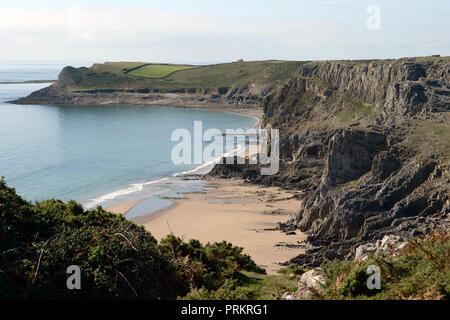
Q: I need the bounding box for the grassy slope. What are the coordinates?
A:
[404,120,450,161]
[316,231,449,300]
[185,232,449,300]
[68,56,449,92]
[69,57,449,91]
[67,60,308,91]
[157,60,307,88]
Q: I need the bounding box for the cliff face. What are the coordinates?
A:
[211,57,450,266]
[299,60,449,123]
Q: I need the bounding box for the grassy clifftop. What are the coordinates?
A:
[62,56,450,92]
[15,56,449,107]
[62,60,308,92]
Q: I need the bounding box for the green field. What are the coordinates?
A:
[126,64,197,78]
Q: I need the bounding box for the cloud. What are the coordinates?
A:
[0,7,351,61]
[0,5,447,62]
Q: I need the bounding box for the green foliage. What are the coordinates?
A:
[0,179,266,300]
[181,279,257,300]
[336,94,377,123]
[277,264,308,276]
[3,176,447,300]
[0,178,186,299]
[415,120,450,158]
[25,225,187,299]
[412,56,450,62]
[181,271,300,301]
[316,231,450,300]
[241,271,299,300]
[159,235,265,291]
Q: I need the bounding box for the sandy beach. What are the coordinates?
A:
[106,200,141,215]
[100,106,307,273]
[108,179,306,274]
[104,108,306,274]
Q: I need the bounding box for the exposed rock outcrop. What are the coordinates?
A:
[354,235,407,261]
[282,268,326,300]
[210,57,450,267]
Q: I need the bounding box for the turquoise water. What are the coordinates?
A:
[0,64,255,218]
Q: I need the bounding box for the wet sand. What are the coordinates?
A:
[138,179,306,274]
[106,200,141,215]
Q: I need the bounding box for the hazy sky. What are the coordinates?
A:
[0,0,449,63]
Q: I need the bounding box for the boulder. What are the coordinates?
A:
[296,269,326,299]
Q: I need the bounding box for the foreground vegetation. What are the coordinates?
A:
[1,178,300,300]
[316,231,449,300]
[0,178,266,299]
[0,178,447,300]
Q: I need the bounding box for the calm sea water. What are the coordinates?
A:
[0,63,255,218]
[0,62,92,82]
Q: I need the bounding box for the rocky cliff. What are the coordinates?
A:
[210,57,450,266]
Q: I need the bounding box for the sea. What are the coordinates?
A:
[0,62,256,219]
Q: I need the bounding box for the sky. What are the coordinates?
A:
[0,0,449,63]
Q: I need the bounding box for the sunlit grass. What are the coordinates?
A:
[127,64,196,78]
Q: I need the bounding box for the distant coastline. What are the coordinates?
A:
[0,80,56,84]
[9,60,303,109]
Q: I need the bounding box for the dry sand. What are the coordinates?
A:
[139,179,306,274]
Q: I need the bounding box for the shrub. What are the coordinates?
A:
[159,235,265,291]
[316,231,449,300]
[0,179,265,300]
[181,279,257,300]
[277,264,308,277]
[0,178,187,299]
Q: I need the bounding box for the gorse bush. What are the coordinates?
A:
[0,178,186,299]
[159,235,265,292]
[316,231,449,300]
[0,178,264,299]
[181,279,257,300]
